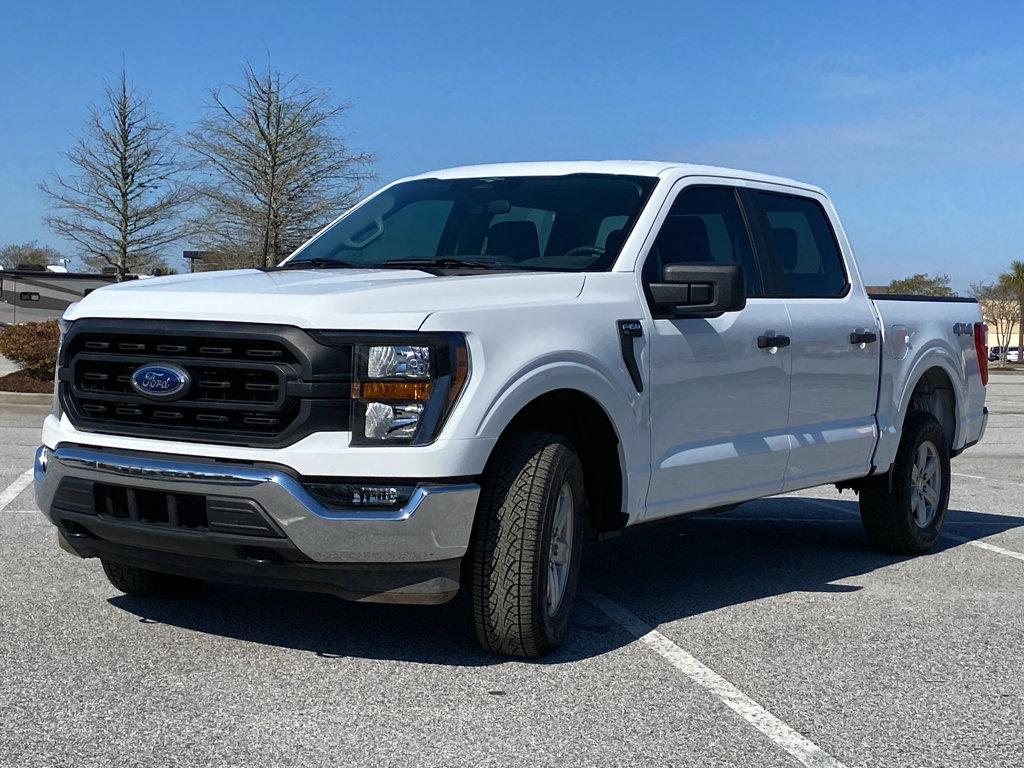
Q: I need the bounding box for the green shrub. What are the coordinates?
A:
[0,320,60,380]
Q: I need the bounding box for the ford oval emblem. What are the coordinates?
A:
[130,363,190,400]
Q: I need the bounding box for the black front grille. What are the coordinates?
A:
[60,320,351,447]
[52,477,283,538]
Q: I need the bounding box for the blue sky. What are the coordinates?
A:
[2,0,1022,289]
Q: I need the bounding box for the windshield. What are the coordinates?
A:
[284,174,658,272]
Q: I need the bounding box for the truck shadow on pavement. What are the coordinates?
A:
[109,495,1024,666]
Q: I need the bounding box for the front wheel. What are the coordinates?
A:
[859,411,951,554]
[469,431,585,657]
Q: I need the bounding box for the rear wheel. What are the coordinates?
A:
[859,411,950,554]
[101,560,205,598]
[470,431,585,657]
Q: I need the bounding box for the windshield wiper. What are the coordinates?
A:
[380,257,507,271]
[274,257,359,270]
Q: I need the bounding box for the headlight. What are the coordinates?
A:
[364,401,425,441]
[367,345,431,379]
[315,333,468,446]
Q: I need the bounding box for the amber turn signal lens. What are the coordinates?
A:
[449,344,469,405]
[352,381,432,400]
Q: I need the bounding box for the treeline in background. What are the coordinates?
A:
[2,61,374,278]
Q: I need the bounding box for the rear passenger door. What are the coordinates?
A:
[643,182,793,519]
[747,189,880,489]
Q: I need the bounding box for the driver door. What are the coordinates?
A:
[643,182,793,520]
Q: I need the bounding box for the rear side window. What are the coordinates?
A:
[643,186,762,296]
[755,192,847,297]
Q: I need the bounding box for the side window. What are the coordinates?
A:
[643,185,761,296]
[755,191,847,297]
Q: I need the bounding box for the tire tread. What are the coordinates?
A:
[471,431,579,657]
[860,411,949,555]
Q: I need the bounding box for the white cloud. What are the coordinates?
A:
[668,49,1024,185]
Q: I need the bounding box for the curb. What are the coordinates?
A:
[0,391,53,407]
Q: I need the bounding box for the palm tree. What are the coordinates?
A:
[999,259,1024,362]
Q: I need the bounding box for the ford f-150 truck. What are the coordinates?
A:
[34,161,989,657]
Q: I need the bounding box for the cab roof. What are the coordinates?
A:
[405,160,825,196]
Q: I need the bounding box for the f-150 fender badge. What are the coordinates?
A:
[617,319,644,393]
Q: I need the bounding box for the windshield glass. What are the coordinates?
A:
[285,174,658,271]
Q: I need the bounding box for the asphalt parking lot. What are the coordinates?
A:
[1,373,1022,767]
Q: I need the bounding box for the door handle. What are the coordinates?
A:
[757,334,791,349]
[849,330,878,345]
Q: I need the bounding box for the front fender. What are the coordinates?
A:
[474,358,649,522]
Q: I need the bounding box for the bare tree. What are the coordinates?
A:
[0,241,68,270]
[971,281,1019,365]
[187,62,375,269]
[39,69,192,277]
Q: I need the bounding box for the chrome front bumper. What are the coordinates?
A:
[35,445,480,563]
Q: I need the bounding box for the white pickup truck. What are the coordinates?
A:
[35,161,989,657]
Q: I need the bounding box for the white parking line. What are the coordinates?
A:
[941,533,1024,563]
[800,498,1024,565]
[585,591,845,769]
[0,468,34,513]
[952,471,1024,487]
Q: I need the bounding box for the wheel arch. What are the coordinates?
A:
[874,346,967,472]
[905,365,957,452]
[479,387,631,536]
[473,360,646,530]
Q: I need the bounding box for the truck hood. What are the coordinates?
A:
[64,268,586,330]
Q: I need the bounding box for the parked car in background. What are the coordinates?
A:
[990,346,1020,363]
[0,266,115,326]
[34,161,989,657]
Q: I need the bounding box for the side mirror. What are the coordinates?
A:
[649,263,746,317]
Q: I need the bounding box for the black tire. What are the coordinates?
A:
[101,560,205,598]
[470,431,585,657]
[859,411,951,555]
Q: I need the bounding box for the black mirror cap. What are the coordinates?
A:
[649,263,746,318]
